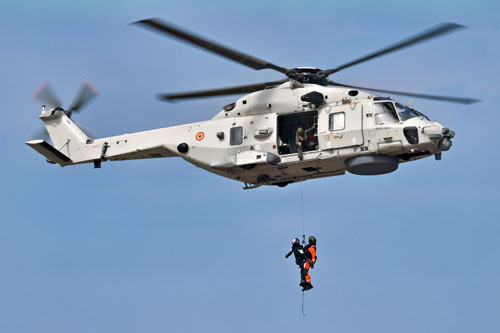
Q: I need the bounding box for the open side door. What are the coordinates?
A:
[277,111,318,158]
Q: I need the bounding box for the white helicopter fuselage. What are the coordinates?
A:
[27,81,453,188]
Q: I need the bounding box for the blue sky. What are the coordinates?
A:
[1,1,499,332]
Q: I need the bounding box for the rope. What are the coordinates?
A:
[302,290,306,316]
[300,183,306,317]
[300,184,305,239]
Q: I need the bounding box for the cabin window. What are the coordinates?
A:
[329,112,345,131]
[374,102,399,124]
[230,126,243,145]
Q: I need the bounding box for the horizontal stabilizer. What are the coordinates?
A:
[26,139,72,166]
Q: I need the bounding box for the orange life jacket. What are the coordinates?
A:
[305,244,316,263]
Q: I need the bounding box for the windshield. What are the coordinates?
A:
[374,102,399,124]
[395,102,421,121]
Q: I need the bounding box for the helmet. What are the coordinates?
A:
[292,237,300,246]
[308,236,316,245]
[297,127,304,136]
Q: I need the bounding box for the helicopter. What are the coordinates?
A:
[26,19,479,189]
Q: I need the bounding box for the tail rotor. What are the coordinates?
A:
[31,80,99,142]
[67,80,100,117]
[32,82,62,109]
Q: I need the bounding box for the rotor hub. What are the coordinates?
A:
[286,68,328,85]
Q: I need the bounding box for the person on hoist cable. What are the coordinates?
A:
[285,237,304,266]
[286,236,317,291]
[301,236,317,291]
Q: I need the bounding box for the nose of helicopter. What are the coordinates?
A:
[422,124,455,154]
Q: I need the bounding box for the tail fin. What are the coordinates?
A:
[39,107,90,159]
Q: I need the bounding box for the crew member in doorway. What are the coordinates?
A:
[300,236,317,291]
[296,124,316,160]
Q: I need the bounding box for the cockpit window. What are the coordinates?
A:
[396,102,421,121]
[374,102,399,124]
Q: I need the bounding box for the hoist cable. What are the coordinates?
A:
[302,290,306,316]
[300,183,305,237]
[299,183,306,317]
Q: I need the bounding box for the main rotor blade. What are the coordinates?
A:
[326,80,480,104]
[68,80,100,114]
[133,18,289,74]
[32,82,62,108]
[157,79,288,102]
[321,23,465,76]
